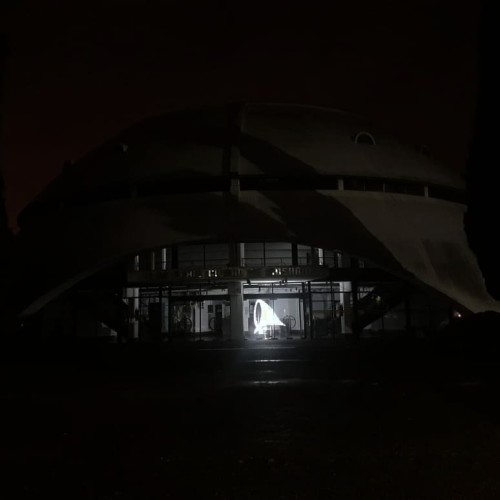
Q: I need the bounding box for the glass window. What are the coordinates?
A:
[264,242,292,266]
[384,181,407,194]
[323,250,337,267]
[204,243,229,267]
[153,248,171,270]
[343,177,364,191]
[405,183,425,196]
[244,242,265,267]
[178,245,204,268]
[338,253,351,268]
[353,132,376,145]
[364,179,384,192]
[138,250,154,271]
[297,244,312,266]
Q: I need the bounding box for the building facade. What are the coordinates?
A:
[14,103,499,340]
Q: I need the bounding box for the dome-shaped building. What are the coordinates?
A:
[14,103,498,340]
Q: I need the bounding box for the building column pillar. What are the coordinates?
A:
[228,281,244,340]
[301,282,308,339]
[125,287,139,339]
[339,253,356,336]
[351,280,359,339]
[307,281,314,339]
[340,281,352,334]
[161,248,167,270]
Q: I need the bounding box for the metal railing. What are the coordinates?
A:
[131,255,374,272]
[128,265,330,284]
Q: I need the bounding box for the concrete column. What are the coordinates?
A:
[317,247,324,266]
[301,282,308,338]
[125,287,139,339]
[340,281,352,334]
[228,281,244,340]
[229,242,244,267]
[307,281,314,339]
[339,253,353,334]
[167,287,173,340]
[239,243,245,267]
[351,280,359,338]
[161,248,167,270]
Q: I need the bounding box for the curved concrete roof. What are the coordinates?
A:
[28,103,464,207]
[15,103,492,319]
[241,104,463,188]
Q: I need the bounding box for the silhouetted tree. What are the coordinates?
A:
[465,3,500,299]
[0,34,15,334]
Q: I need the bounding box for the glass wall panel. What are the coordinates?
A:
[138,251,154,271]
[178,245,204,268]
[264,242,292,266]
[204,243,230,267]
[297,244,312,265]
[244,242,265,267]
[153,248,171,270]
[312,292,333,337]
[323,249,339,267]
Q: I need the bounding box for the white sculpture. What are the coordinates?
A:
[254,299,285,336]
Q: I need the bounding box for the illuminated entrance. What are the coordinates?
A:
[128,280,349,340]
[125,277,448,341]
[123,242,451,341]
[253,299,285,336]
[244,282,305,339]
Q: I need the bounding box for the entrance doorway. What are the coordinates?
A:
[243,282,305,339]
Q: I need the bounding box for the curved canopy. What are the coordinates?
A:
[15,103,494,317]
[23,103,464,214]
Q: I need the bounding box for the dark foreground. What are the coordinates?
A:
[2,333,500,499]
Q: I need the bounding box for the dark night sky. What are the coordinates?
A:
[0,0,479,229]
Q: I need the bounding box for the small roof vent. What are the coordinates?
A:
[353,131,376,145]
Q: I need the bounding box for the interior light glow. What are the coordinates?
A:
[253,299,285,335]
